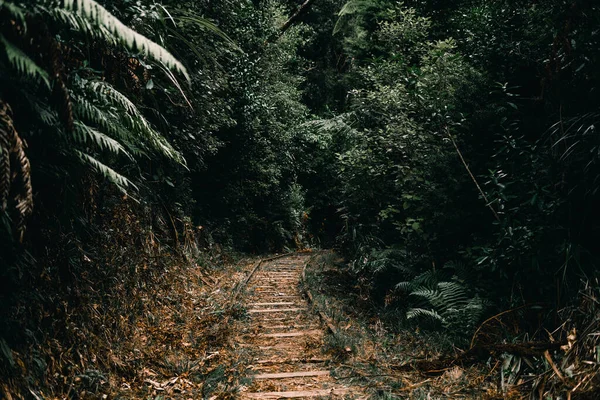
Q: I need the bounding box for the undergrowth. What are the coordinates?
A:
[0,190,254,399]
[306,252,600,399]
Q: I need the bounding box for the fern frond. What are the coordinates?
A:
[395,281,412,291]
[73,96,141,157]
[19,91,60,127]
[73,121,131,159]
[410,287,440,302]
[44,6,115,42]
[406,308,445,323]
[78,80,184,163]
[0,35,51,88]
[412,269,443,288]
[0,100,33,240]
[75,150,135,190]
[36,105,60,126]
[438,282,469,310]
[12,132,32,241]
[40,0,189,80]
[0,1,27,28]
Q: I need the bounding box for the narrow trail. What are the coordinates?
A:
[236,253,359,399]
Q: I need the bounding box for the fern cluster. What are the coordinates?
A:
[396,262,486,335]
[0,0,188,238]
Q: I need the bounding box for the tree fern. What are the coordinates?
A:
[37,0,189,80]
[0,35,50,88]
[73,121,131,159]
[0,0,26,26]
[72,95,142,156]
[1,0,189,238]
[75,150,134,191]
[78,79,184,163]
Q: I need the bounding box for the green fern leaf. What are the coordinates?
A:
[50,0,189,80]
[410,287,441,303]
[0,1,27,28]
[406,308,446,323]
[78,80,184,164]
[44,6,114,42]
[73,121,131,159]
[73,95,141,157]
[75,150,135,190]
[0,35,50,88]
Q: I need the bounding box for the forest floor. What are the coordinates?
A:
[109,251,519,399]
[16,250,593,399]
[299,252,503,399]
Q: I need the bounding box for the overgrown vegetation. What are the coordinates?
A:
[2,0,600,397]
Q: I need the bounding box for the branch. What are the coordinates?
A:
[445,127,501,222]
[279,0,317,37]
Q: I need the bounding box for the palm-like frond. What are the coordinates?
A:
[35,0,189,80]
[0,0,26,26]
[75,150,134,191]
[406,307,445,324]
[73,95,141,157]
[77,79,184,164]
[0,35,51,88]
[44,6,114,42]
[1,0,189,237]
[73,121,131,159]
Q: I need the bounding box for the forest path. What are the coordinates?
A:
[235,253,361,399]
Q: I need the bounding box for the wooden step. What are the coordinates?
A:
[253,370,330,379]
[243,389,348,399]
[254,285,288,288]
[251,292,298,296]
[255,358,326,364]
[258,325,319,330]
[249,302,297,306]
[260,330,321,338]
[248,308,305,313]
[256,273,297,276]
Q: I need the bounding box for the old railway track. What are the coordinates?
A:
[234,252,359,399]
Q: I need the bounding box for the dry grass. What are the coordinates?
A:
[0,194,259,400]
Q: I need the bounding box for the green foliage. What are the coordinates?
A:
[407,281,484,334]
[300,0,600,341]
[0,0,189,231]
[0,34,50,88]
[190,0,311,251]
[3,0,600,396]
[49,0,188,78]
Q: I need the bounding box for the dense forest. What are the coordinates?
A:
[2,0,600,398]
